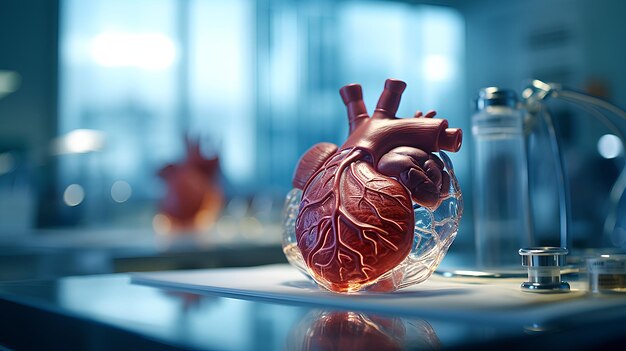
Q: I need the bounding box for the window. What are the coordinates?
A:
[58,0,465,228]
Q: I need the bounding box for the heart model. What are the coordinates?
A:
[158,136,223,233]
[292,79,462,292]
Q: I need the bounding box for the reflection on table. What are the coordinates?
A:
[287,310,441,351]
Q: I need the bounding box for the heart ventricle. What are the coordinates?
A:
[295,148,414,292]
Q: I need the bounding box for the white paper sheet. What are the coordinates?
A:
[131,264,626,326]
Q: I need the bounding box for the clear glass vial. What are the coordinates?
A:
[473,88,532,269]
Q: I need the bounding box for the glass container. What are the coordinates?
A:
[473,88,532,269]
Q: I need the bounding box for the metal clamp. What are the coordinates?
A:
[519,247,570,293]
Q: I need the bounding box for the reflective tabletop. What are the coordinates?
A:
[1,271,625,350]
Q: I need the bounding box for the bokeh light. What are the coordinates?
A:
[597,134,623,159]
[111,180,132,203]
[63,184,85,206]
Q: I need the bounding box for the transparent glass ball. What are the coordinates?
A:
[282,151,462,293]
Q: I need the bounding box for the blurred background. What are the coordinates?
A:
[0,0,624,280]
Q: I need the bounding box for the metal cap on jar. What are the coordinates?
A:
[476,87,518,110]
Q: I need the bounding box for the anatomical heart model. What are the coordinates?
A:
[283,79,463,293]
[157,136,223,234]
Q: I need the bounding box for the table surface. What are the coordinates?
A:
[1,266,626,350]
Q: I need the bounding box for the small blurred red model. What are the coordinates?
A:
[157,136,223,234]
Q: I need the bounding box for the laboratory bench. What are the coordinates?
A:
[1,264,626,350]
[0,229,287,281]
